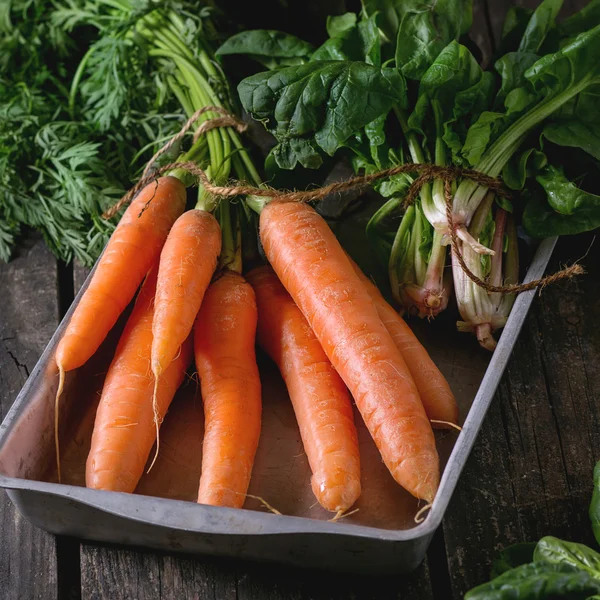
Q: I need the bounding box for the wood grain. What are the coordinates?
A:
[80,543,434,600]
[442,234,600,597]
[0,235,59,599]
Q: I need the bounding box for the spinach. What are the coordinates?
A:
[519,0,563,54]
[523,164,600,238]
[216,30,314,69]
[360,0,472,78]
[490,543,537,578]
[238,60,406,169]
[465,562,600,600]
[541,120,600,161]
[535,537,600,578]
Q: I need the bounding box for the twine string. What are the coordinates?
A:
[101,109,583,295]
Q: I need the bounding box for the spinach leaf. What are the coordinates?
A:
[541,120,600,161]
[238,61,405,168]
[519,0,563,54]
[326,13,357,38]
[591,461,600,548]
[499,6,533,55]
[494,52,539,109]
[537,165,600,217]
[534,536,600,579]
[394,0,472,80]
[311,12,381,65]
[559,0,600,39]
[523,166,600,237]
[526,25,600,98]
[503,147,547,190]
[462,112,505,166]
[360,0,402,44]
[491,543,537,579]
[216,30,314,69]
[465,561,600,600]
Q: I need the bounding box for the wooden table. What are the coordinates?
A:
[1,2,595,597]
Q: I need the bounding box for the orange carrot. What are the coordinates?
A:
[57,177,186,374]
[247,265,361,513]
[151,209,221,379]
[86,268,193,493]
[55,176,186,481]
[348,257,459,428]
[194,271,262,508]
[260,201,439,502]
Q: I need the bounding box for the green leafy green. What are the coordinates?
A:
[519,0,563,54]
[216,30,314,69]
[523,166,600,237]
[534,536,600,579]
[541,120,600,160]
[394,0,472,80]
[503,147,547,190]
[326,13,357,38]
[238,60,405,168]
[491,543,537,579]
[465,562,600,600]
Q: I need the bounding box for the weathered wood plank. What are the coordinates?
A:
[0,234,60,599]
[442,234,600,597]
[80,543,434,600]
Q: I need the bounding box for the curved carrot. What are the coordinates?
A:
[195,271,262,508]
[86,268,193,493]
[348,257,459,428]
[57,177,186,373]
[247,266,361,513]
[260,201,439,502]
[151,209,221,379]
[55,176,186,481]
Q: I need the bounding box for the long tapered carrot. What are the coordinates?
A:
[194,271,262,508]
[86,268,193,493]
[151,209,221,379]
[348,257,459,428]
[57,177,186,374]
[260,201,439,502]
[247,266,361,513]
[55,176,186,481]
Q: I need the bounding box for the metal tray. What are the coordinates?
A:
[0,237,557,574]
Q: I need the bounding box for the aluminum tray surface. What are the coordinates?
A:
[0,237,557,573]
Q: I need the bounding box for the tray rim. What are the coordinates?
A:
[0,236,558,543]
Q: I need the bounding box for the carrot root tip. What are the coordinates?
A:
[146,377,161,474]
[243,493,282,515]
[329,508,359,523]
[414,503,433,524]
[430,419,462,432]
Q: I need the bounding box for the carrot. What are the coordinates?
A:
[86,268,193,493]
[194,271,262,508]
[151,209,221,379]
[247,265,361,513]
[348,257,459,428]
[260,201,439,502]
[55,176,186,481]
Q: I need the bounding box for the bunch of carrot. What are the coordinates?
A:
[54,165,458,516]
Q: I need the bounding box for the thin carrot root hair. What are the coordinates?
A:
[329,508,360,523]
[146,377,161,474]
[54,365,65,483]
[430,419,463,432]
[240,493,282,515]
[414,503,433,524]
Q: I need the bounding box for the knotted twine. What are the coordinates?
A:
[102,108,584,295]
